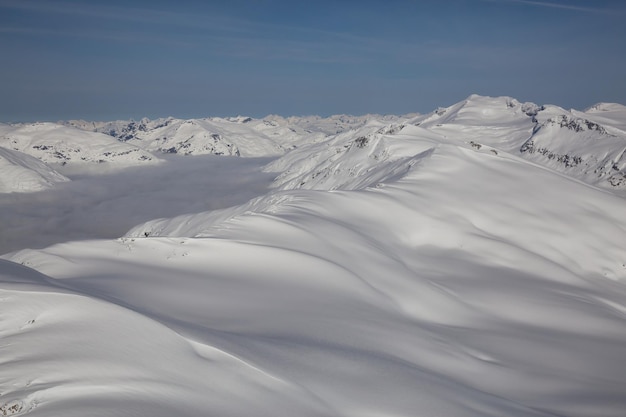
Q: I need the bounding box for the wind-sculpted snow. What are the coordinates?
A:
[0,260,330,417]
[2,95,626,416]
[5,129,626,416]
[0,147,69,193]
[265,121,439,190]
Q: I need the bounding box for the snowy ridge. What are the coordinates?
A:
[266,122,440,190]
[583,102,626,131]
[65,116,319,157]
[413,95,540,153]
[63,113,411,158]
[272,113,413,136]
[0,122,161,173]
[404,95,626,190]
[0,147,69,193]
[5,95,626,192]
[520,105,626,188]
[90,117,283,157]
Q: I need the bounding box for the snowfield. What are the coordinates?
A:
[1,95,626,416]
[0,147,69,193]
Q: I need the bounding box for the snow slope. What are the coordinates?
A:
[520,105,626,188]
[0,147,69,193]
[583,102,626,131]
[266,121,441,191]
[4,113,626,416]
[0,260,329,417]
[413,95,626,191]
[0,122,161,173]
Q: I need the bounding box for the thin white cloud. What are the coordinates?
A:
[0,0,174,23]
[486,0,613,13]
[0,25,194,47]
[0,0,383,64]
[0,0,249,35]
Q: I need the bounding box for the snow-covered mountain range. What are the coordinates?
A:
[0,122,161,180]
[60,113,395,157]
[2,94,624,193]
[1,95,625,417]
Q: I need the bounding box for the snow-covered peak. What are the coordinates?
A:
[520,105,626,189]
[579,103,626,132]
[0,122,161,173]
[416,94,539,127]
[224,115,254,123]
[64,113,418,159]
[585,102,626,113]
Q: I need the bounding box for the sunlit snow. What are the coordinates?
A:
[1,95,625,417]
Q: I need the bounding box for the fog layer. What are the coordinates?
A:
[0,155,276,254]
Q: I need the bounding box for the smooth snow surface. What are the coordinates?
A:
[2,95,626,417]
[0,147,69,193]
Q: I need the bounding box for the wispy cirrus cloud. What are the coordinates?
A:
[0,0,369,42]
[0,0,212,24]
[0,25,195,47]
[0,0,385,64]
[482,0,616,13]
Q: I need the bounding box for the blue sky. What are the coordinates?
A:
[1,0,625,121]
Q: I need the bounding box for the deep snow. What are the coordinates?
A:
[1,95,626,417]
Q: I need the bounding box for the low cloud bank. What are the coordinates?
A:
[0,155,276,255]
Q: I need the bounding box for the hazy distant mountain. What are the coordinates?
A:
[62,113,412,157]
